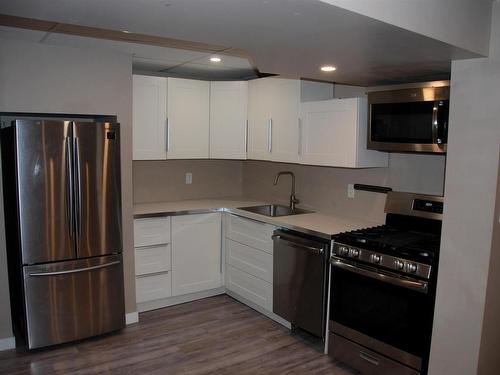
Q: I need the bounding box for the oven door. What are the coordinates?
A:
[329,257,434,372]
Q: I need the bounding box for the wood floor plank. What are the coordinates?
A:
[0,295,357,374]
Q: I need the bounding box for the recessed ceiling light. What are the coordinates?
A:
[210,56,222,63]
[320,65,337,72]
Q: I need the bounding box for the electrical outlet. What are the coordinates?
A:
[347,184,355,198]
[185,172,192,185]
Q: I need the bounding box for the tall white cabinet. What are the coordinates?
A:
[167,78,210,159]
[299,97,388,168]
[132,75,167,160]
[209,81,248,159]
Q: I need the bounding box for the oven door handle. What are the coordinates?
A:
[330,256,428,294]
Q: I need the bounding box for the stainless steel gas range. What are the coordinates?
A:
[328,192,443,375]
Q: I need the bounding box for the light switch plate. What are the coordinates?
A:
[347,184,355,198]
[185,172,192,185]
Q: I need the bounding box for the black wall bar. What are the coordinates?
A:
[353,184,393,194]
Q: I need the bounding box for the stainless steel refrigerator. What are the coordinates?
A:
[1,117,125,349]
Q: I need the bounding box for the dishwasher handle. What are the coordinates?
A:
[272,234,324,255]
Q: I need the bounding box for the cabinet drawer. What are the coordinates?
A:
[135,244,171,276]
[328,334,419,375]
[226,265,272,311]
[226,239,272,283]
[136,272,172,303]
[225,214,275,253]
[134,217,171,247]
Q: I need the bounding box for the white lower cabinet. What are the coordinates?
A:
[135,244,171,276]
[226,239,272,283]
[171,213,222,296]
[224,214,283,324]
[136,272,172,303]
[226,265,273,311]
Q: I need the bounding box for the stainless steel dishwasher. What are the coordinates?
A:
[272,229,330,338]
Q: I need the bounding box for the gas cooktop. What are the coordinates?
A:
[331,191,443,280]
[334,225,440,264]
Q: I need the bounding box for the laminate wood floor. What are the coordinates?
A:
[0,295,358,374]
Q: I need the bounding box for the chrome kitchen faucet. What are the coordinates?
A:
[273,171,300,211]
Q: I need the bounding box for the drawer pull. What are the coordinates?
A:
[359,351,380,366]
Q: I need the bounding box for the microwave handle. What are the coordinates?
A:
[432,101,445,145]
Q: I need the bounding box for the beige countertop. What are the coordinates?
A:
[133,198,383,239]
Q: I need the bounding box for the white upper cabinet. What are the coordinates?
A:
[299,97,388,168]
[167,78,210,159]
[209,81,248,159]
[248,78,301,163]
[270,79,301,163]
[247,78,273,160]
[132,75,167,160]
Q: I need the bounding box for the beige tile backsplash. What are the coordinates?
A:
[133,160,244,203]
[133,153,445,223]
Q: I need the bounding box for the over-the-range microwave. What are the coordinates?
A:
[367,86,449,153]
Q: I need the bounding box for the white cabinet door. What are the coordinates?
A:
[226,265,273,311]
[269,79,300,163]
[247,78,273,160]
[210,81,248,159]
[171,213,222,296]
[300,97,388,168]
[167,78,210,159]
[132,75,167,160]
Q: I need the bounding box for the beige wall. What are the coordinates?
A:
[0,39,136,339]
[242,153,446,223]
[428,3,500,373]
[133,160,243,203]
[477,149,500,375]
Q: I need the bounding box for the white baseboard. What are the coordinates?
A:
[125,311,139,325]
[137,287,226,313]
[0,336,15,351]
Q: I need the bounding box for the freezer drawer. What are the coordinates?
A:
[23,254,125,349]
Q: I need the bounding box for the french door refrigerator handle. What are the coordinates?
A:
[330,256,428,293]
[65,136,74,238]
[28,261,121,277]
[74,136,82,242]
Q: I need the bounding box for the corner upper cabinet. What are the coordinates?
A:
[132,75,167,160]
[247,78,300,163]
[299,97,388,168]
[209,81,248,159]
[167,78,210,159]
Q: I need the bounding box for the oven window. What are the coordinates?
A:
[370,101,435,144]
[331,267,433,357]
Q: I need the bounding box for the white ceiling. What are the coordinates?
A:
[0,26,257,80]
[0,0,483,85]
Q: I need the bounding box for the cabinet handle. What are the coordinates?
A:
[298,118,302,155]
[268,118,273,153]
[245,119,248,153]
[166,118,170,152]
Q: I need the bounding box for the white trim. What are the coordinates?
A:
[0,336,15,351]
[125,311,139,325]
[137,287,225,313]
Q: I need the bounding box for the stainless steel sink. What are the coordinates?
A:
[238,204,312,217]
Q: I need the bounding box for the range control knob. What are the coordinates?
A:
[406,263,418,273]
[371,254,381,264]
[338,246,349,256]
[349,248,360,258]
[395,260,405,270]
